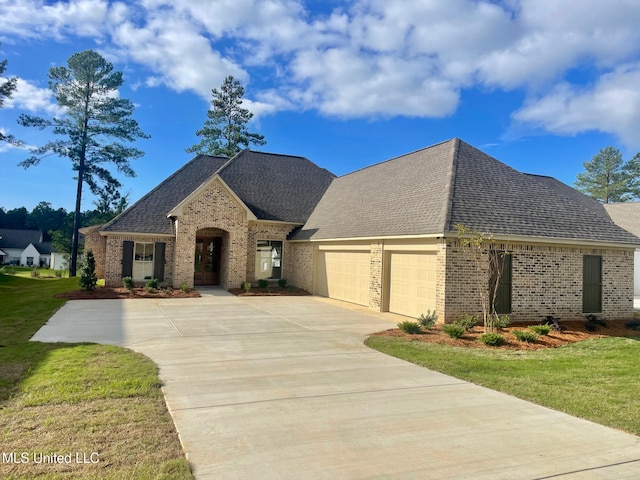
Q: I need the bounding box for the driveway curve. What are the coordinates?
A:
[33,289,640,479]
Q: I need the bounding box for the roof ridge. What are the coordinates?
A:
[442,138,460,232]
[335,138,457,178]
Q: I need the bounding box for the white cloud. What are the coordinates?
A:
[5,78,61,115]
[3,0,640,141]
[512,64,640,147]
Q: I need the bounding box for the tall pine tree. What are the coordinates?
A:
[0,45,18,143]
[18,50,149,276]
[575,146,640,203]
[187,76,265,157]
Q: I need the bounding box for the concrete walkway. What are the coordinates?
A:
[33,290,640,479]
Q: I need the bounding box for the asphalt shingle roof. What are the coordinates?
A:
[603,202,640,237]
[0,229,42,249]
[102,151,335,234]
[293,138,640,245]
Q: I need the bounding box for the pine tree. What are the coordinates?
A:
[187,76,266,157]
[79,250,97,291]
[0,45,18,143]
[18,50,149,276]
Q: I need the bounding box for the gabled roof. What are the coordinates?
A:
[0,229,43,249]
[33,242,53,254]
[603,202,640,237]
[293,138,640,245]
[102,151,335,235]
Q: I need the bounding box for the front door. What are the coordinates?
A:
[194,237,222,285]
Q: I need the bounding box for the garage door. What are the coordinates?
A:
[389,252,437,318]
[316,251,370,306]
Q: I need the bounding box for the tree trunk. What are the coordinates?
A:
[69,162,84,277]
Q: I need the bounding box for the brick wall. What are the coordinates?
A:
[247,223,297,284]
[442,239,634,323]
[173,179,249,289]
[104,234,175,287]
[290,242,314,292]
[82,226,106,279]
[369,242,384,311]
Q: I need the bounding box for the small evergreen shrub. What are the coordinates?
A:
[241,281,251,293]
[79,251,97,291]
[417,310,437,329]
[456,314,477,331]
[625,320,640,331]
[278,278,288,288]
[480,332,506,346]
[442,323,465,339]
[514,330,538,343]
[30,267,40,278]
[529,324,551,336]
[145,278,159,291]
[585,314,606,331]
[180,282,189,293]
[123,276,134,292]
[488,314,511,330]
[258,279,269,288]
[397,321,423,334]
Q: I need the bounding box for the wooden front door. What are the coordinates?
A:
[194,237,222,285]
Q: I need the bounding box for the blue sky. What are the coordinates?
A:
[2,0,640,213]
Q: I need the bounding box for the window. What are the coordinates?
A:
[133,242,154,280]
[489,251,512,314]
[583,255,602,313]
[26,256,34,267]
[255,240,283,280]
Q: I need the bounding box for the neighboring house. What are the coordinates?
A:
[88,139,639,322]
[0,229,65,269]
[602,202,640,296]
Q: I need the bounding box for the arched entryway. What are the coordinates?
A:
[194,228,227,286]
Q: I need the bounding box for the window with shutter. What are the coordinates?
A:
[583,255,602,313]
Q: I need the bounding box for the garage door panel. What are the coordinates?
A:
[316,251,370,306]
[389,252,437,318]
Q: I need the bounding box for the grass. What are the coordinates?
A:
[0,274,193,479]
[365,334,640,435]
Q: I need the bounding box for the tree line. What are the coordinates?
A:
[1,46,265,276]
[0,199,127,254]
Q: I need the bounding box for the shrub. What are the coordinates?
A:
[480,332,506,346]
[625,320,640,331]
[417,310,437,329]
[122,276,134,292]
[397,321,423,334]
[529,324,551,336]
[79,251,97,291]
[241,281,251,293]
[30,267,40,278]
[586,314,606,331]
[442,323,465,339]
[488,314,511,330]
[145,278,159,291]
[278,278,288,288]
[180,282,189,293]
[456,314,477,331]
[258,279,268,288]
[513,330,538,343]
[55,270,63,278]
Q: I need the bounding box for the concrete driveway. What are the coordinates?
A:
[33,290,639,479]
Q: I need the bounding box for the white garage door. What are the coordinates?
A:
[316,251,370,306]
[389,252,437,318]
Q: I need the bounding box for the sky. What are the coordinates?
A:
[2,0,640,213]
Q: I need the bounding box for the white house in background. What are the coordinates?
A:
[603,203,640,296]
[0,228,65,269]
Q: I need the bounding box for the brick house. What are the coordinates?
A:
[86,139,639,322]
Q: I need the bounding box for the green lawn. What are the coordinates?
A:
[0,274,193,479]
[365,334,640,435]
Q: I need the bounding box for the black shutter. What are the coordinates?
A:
[122,241,134,277]
[583,255,602,313]
[490,251,512,314]
[154,242,166,282]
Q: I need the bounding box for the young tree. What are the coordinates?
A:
[186,75,266,157]
[17,50,149,276]
[79,250,97,291]
[0,45,18,143]
[574,146,639,203]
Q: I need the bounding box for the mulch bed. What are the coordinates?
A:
[371,320,639,350]
[228,287,311,297]
[54,286,200,300]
